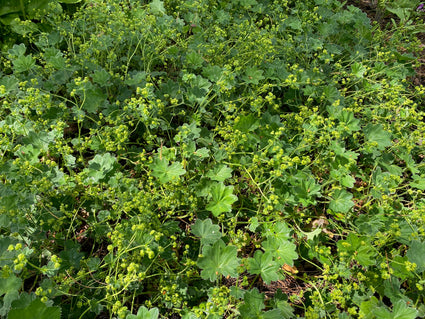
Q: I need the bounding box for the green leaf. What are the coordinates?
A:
[364,124,392,150]
[58,0,82,3]
[26,0,53,12]
[239,288,265,317]
[89,153,116,171]
[181,312,199,319]
[292,176,321,206]
[151,158,186,184]
[82,87,107,113]
[385,273,411,298]
[299,227,322,241]
[0,1,20,17]
[191,75,211,91]
[10,292,36,310]
[247,250,280,285]
[175,122,201,143]
[16,144,41,165]
[356,245,376,267]
[0,291,19,317]
[359,297,380,319]
[197,239,239,281]
[331,142,359,161]
[92,69,111,86]
[262,238,297,267]
[373,306,393,319]
[329,189,354,213]
[206,165,232,182]
[234,114,260,133]
[337,234,376,267]
[379,156,403,176]
[44,48,66,69]
[239,288,277,318]
[202,65,223,82]
[230,286,245,299]
[243,67,264,85]
[125,71,147,86]
[150,0,165,15]
[339,111,361,132]
[193,147,210,159]
[392,300,418,319]
[86,257,101,272]
[85,153,117,183]
[406,240,425,272]
[351,62,366,78]
[126,306,159,319]
[12,19,39,36]
[0,75,19,94]
[239,0,258,7]
[0,275,22,296]
[330,169,355,188]
[373,300,417,319]
[322,85,341,103]
[274,300,295,319]
[409,175,425,190]
[399,153,419,175]
[249,217,260,232]
[341,175,356,188]
[206,182,237,216]
[385,6,410,23]
[59,241,84,269]
[13,55,35,72]
[284,16,302,30]
[7,299,61,319]
[191,219,222,245]
[0,275,22,315]
[263,309,285,319]
[262,221,292,242]
[8,44,26,56]
[40,261,57,277]
[185,51,204,69]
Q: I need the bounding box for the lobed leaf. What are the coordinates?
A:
[206,182,238,216]
[191,218,222,245]
[329,189,354,213]
[7,299,61,319]
[150,158,186,184]
[197,239,240,281]
[247,250,280,285]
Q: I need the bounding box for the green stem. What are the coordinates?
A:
[19,0,26,19]
[248,274,260,290]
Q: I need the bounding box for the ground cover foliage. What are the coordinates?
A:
[0,0,425,317]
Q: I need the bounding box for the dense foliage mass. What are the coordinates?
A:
[1,0,425,318]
